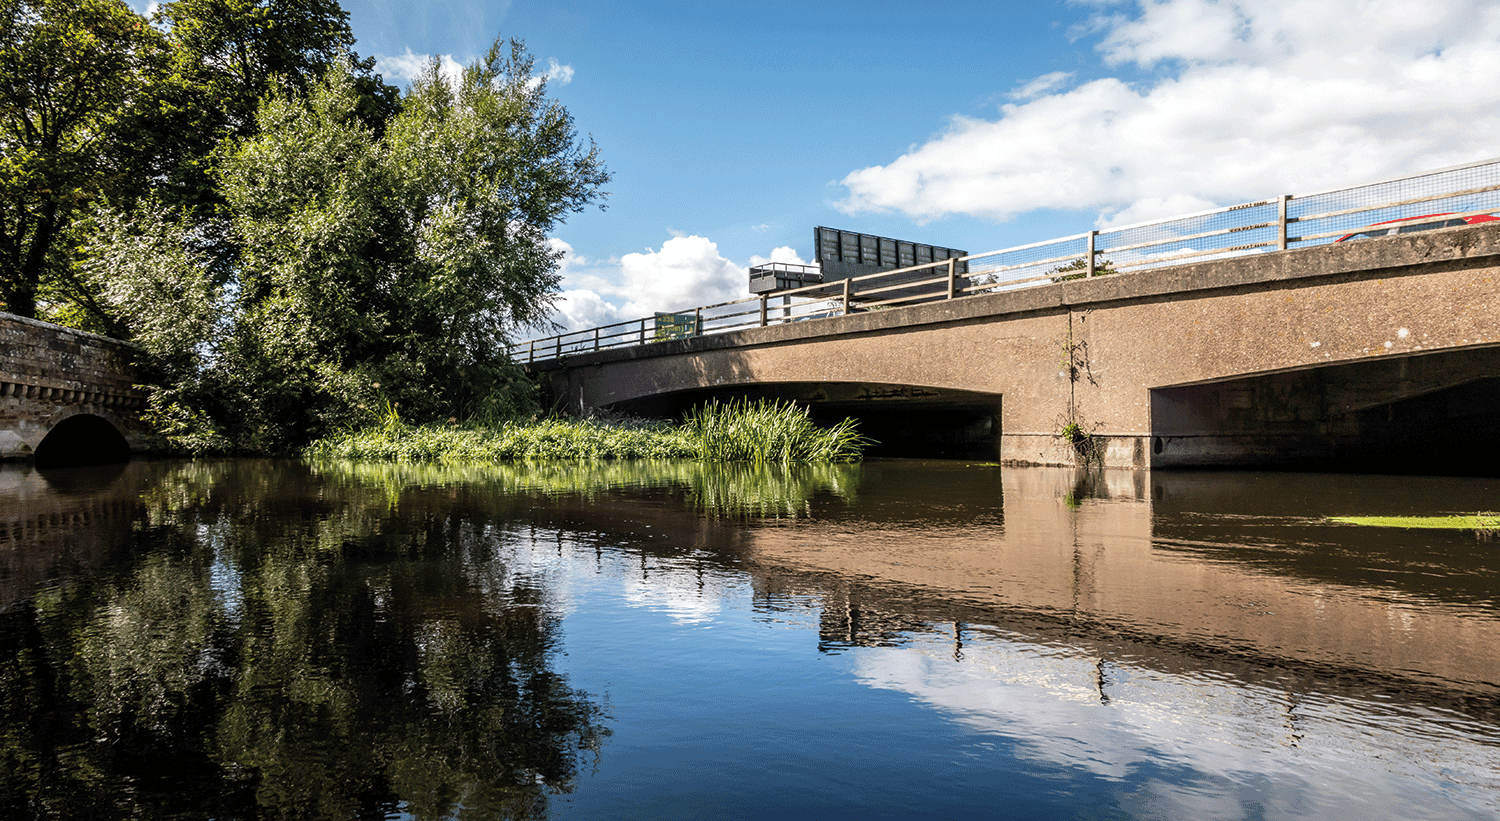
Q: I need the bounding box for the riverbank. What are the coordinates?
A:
[304,398,872,463]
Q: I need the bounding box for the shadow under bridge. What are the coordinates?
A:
[606,382,1004,460]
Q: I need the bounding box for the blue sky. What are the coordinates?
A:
[137,1,1500,331]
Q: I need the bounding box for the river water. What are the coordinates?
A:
[1,458,1497,819]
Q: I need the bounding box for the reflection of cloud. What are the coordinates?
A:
[840,0,1500,224]
[851,629,1500,819]
[621,568,725,625]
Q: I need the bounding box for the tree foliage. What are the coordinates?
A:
[0,0,397,324]
[90,42,609,453]
[0,0,162,319]
[148,0,397,214]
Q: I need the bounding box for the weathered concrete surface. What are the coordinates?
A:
[530,224,1500,468]
[0,312,149,459]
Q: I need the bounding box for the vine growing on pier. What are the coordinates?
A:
[1057,318,1102,465]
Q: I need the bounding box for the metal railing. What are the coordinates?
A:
[511,157,1500,363]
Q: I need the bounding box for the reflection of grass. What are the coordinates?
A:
[306,417,697,461]
[308,458,861,519]
[1330,513,1500,534]
[684,462,860,519]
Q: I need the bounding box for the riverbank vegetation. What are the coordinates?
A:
[306,398,873,464]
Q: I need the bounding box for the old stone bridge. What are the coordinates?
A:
[0,312,148,465]
[529,224,1500,473]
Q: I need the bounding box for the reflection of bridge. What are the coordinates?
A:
[0,312,147,463]
[528,226,1500,471]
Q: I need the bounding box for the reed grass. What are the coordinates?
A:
[304,399,872,464]
[683,398,871,463]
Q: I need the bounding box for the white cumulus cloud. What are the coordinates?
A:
[540,57,575,87]
[617,236,745,317]
[379,51,573,92]
[1009,71,1076,101]
[839,0,1500,226]
[376,49,464,86]
[747,246,808,267]
[543,236,805,334]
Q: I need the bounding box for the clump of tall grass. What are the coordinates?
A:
[683,397,870,463]
[305,398,872,463]
[305,416,697,462]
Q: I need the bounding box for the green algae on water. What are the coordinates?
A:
[1329,513,1500,532]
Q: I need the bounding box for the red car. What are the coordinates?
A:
[1337,212,1500,241]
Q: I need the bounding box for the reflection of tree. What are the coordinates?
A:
[0,460,606,819]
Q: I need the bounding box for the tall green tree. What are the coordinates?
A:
[0,0,161,319]
[0,0,397,325]
[148,0,397,214]
[90,40,609,452]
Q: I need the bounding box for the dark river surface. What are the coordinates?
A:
[1,458,1498,820]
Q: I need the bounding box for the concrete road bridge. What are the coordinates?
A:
[522,224,1500,472]
[0,312,148,465]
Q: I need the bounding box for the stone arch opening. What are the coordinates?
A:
[33,414,131,467]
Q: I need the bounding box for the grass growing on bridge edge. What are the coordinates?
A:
[303,398,873,463]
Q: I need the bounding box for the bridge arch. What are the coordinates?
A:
[2,311,148,461]
[33,410,132,467]
[607,380,1007,459]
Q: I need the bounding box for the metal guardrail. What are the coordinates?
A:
[511,157,1500,363]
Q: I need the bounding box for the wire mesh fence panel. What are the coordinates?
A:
[1289,158,1500,246]
[964,235,1091,292]
[1096,200,1279,271]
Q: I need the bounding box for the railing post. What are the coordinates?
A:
[694,306,702,336]
[1086,231,1097,277]
[946,258,958,299]
[593,327,600,351]
[842,277,852,315]
[528,340,534,363]
[1278,194,1289,251]
[759,294,768,327]
[555,336,561,359]
[640,318,647,346]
